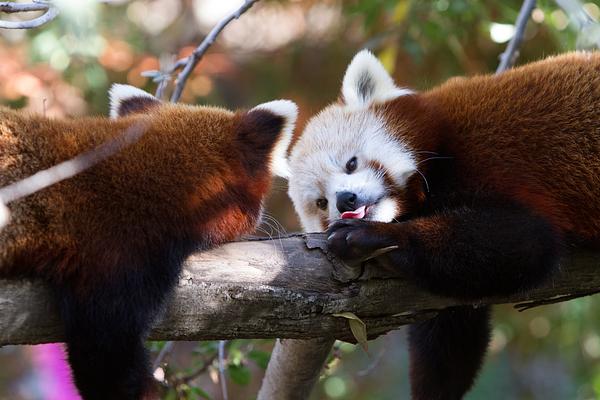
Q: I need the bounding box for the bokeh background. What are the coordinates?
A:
[1,0,600,399]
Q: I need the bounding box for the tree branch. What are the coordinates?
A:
[1,234,599,346]
[496,0,536,73]
[218,340,229,400]
[169,0,259,102]
[0,2,49,13]
[0,2,59,29]
[257,337,335,400]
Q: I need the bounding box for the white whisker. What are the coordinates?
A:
[415,168,430,193]
[416,156,453,166]
[259,212,287,252]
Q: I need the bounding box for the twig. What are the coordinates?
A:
[496,0,536,73]
[0,1,59,29]
[0,0,120,30]
[169,0,259,102]
[152,341,175,371]
[218,340,229,400]
[0,2,49,13]
[514,289,600,311]
[554,0,596,29]
[175,352,219,385]
[0,121,148,204]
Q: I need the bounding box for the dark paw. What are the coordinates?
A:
[326,219,400,265]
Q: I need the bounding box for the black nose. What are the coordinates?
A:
[336,191,358,213]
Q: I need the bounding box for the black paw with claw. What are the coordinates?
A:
[326,219,401,266]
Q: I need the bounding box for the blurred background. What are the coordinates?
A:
[1,0,600,399]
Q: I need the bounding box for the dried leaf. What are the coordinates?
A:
[333,312,368,352]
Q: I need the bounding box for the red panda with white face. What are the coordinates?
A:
[282,50,600,399]
[0,84,297,400]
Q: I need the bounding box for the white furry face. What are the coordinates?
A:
[285,49,417,232]
[288,105,416,232]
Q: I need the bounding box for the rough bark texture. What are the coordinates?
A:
[1,233,599,346]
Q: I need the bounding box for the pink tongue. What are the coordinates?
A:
[341,205,366,219]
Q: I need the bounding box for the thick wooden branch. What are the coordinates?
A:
[1,234,599,346]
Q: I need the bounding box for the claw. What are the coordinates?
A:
[363,245,400,261]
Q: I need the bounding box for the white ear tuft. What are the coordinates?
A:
[342,49,414,108]
[109,84,159,119]
[252,99,298,179]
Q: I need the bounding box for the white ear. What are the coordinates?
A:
[252,99,298,179]
[342,49,414,108]
[109,84,160,119]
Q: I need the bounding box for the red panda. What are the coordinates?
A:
[0,84,297,400]
[281,50,600,399]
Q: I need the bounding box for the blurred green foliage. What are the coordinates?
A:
[1,0,600,399]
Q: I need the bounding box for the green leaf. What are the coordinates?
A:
[333,312,369,352]
[228,364,251,386]
[163,388,177,400]
[190,386,212,400]
[248,350,271,369]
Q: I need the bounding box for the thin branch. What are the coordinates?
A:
[0,2,50,13]
[169,0,260,102]
[218,340,229,400]
[554,0,596,29]
[514,289,600,311]
[496,0,536,73]
[177,352,218,385]
[0,0,121,30]
[152,341,175,371]
[0,2,59,29]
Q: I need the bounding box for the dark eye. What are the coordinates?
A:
[316,198,328,210]
[346,157,357,173]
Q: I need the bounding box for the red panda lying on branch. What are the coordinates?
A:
[282,50,600,399]
[0,84,297,400]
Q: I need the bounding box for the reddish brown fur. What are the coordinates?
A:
[378,52,600,244]
[0,104,273,286]
[316,51,599,400]
[0,87,293,400]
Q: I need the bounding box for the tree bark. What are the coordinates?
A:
[1,233,599,346]
[256,337,335,400]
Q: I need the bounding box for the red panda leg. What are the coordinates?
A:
[327,201,561,398]
[408,306,491,400]
[326,200,562,299]
[57,253,183,400]
[59,284,159,400]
